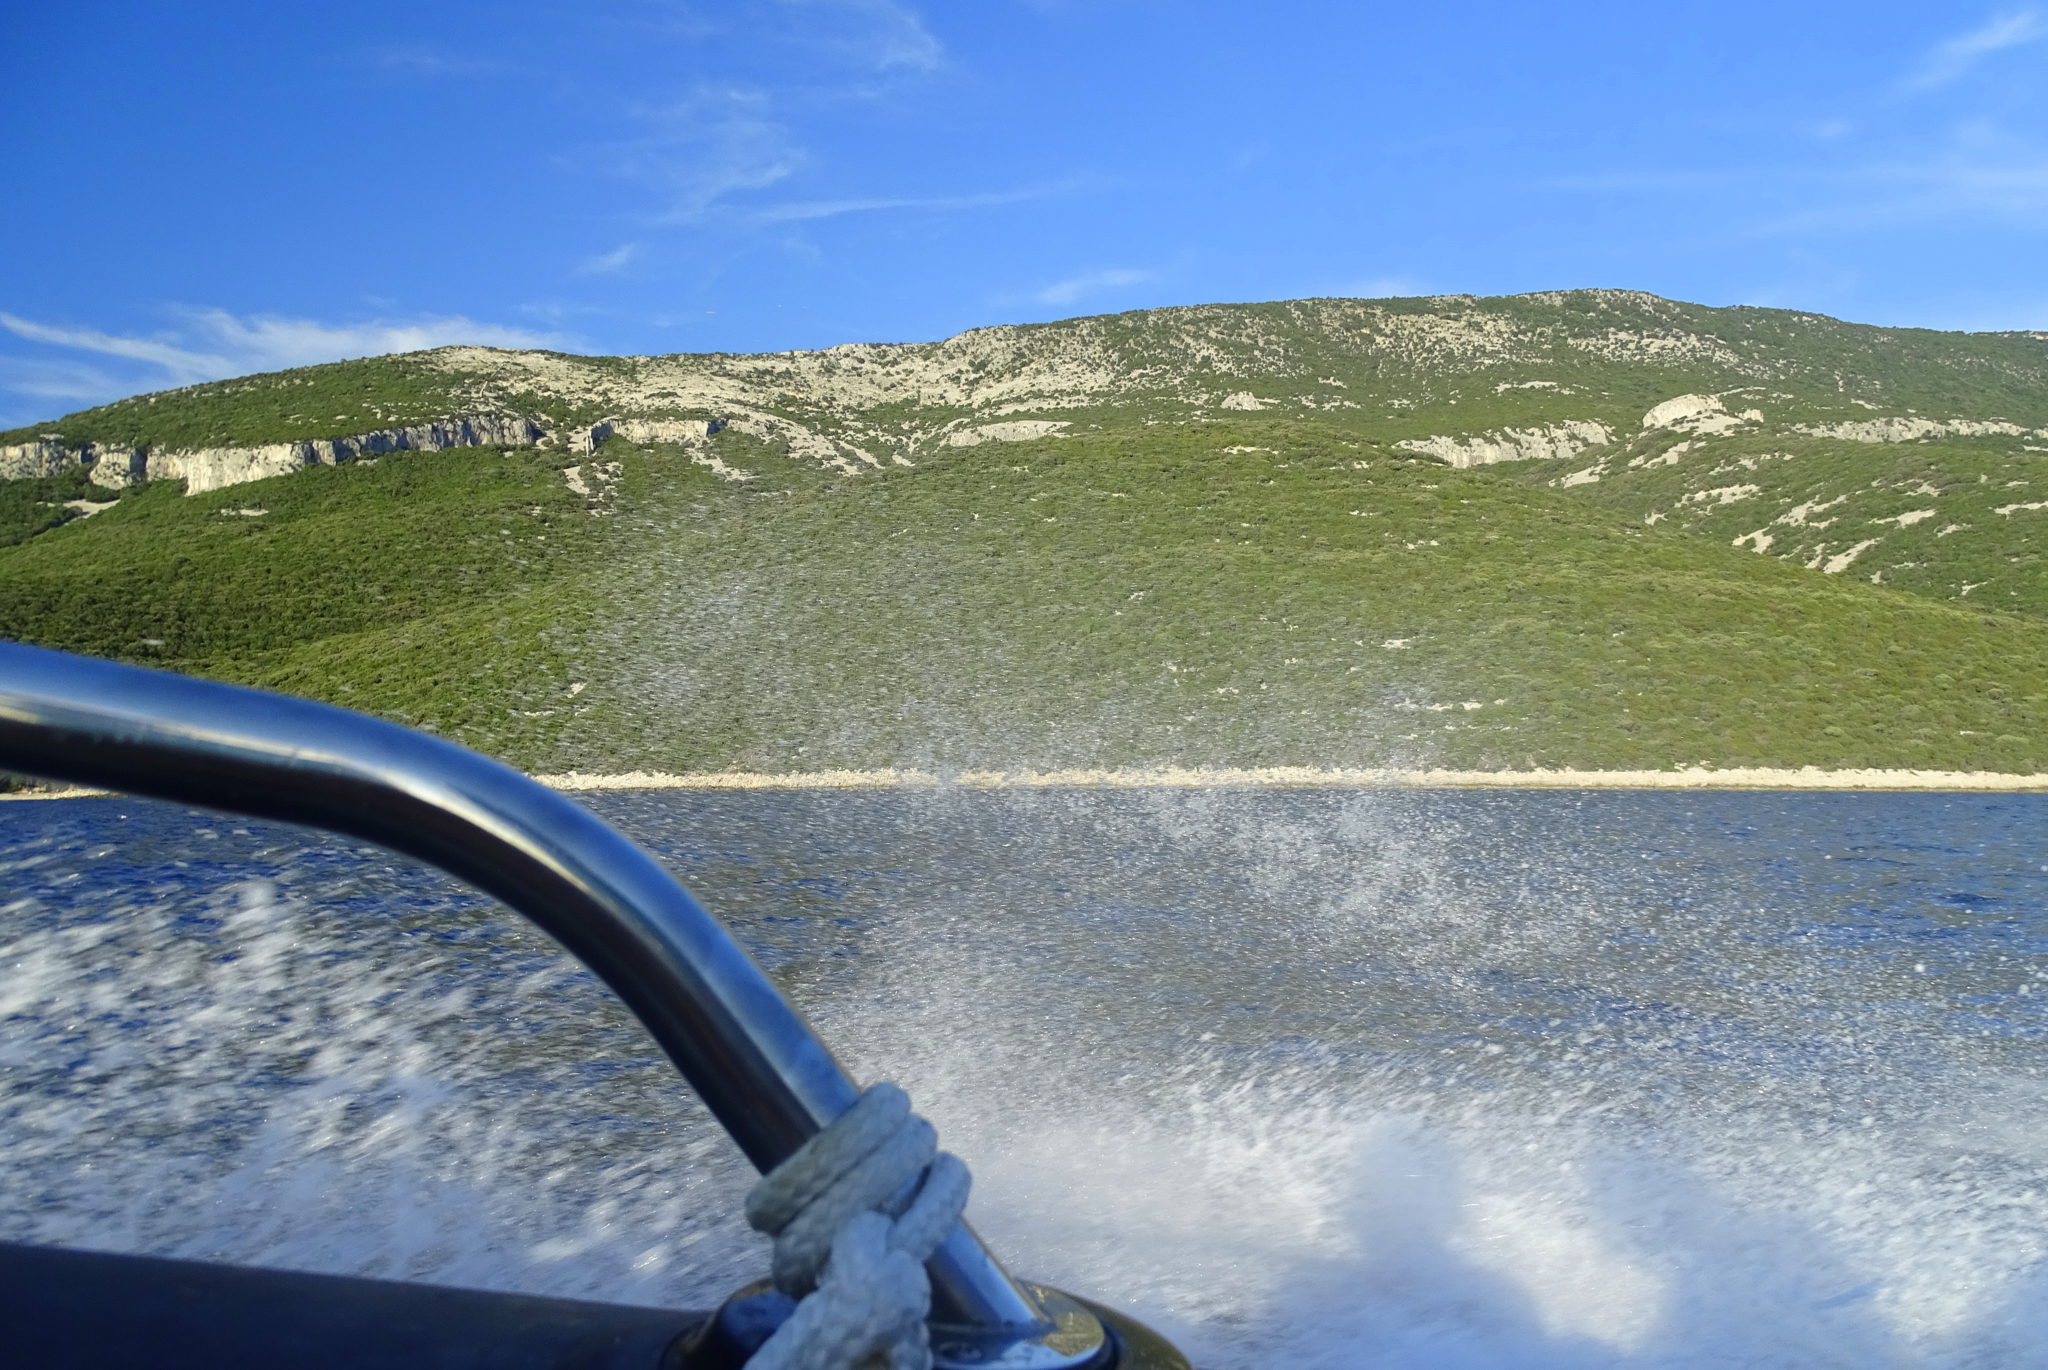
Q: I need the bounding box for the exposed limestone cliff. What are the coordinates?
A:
[1641,394,1762,435]
[1396,420,1615,468]
[1795,416,2037,443]
[2,414,546,495]
[942,420,1070,447]
[0,440,76,481]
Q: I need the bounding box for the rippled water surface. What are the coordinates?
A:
[2,788,2045,1369]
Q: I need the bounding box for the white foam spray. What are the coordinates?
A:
[1,789,2043,1369]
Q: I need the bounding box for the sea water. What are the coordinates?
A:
[1,788,2043,1369]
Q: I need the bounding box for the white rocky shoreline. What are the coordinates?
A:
[12,765,2046,801]
[536,765,2048,792]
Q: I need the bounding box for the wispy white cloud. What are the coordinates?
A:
[751,182,1072,223]
[776,0,944,72]
[1031,267,1157,307]
[583,5,951,231]
[1549,114,2048,239]
[518,299,620,326]
[1325,275,1429,300]
[371,46,513,78]
[576,242,641,275]
[1549,169,1749,193]
[172,308,573,368]
[614,86,807,223]
[0,313,236,386]
[0,357,131,404]
[1749,151,2048,235]
[1902,9,2046,91]
[0,307,575,415]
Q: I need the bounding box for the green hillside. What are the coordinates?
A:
[3,291,2046,776]
[0,444,602,764]
[1499,428,2048,617]
[536,425,2048,776]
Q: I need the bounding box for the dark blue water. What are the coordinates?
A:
[2,787,2044,1369]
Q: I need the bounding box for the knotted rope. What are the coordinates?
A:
[743,1083,972,1370]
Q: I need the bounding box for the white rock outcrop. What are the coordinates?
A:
[0,439,77,480]
[1681,483,1760,507]
[1814,538,1883,574]
[1641,394,1762,434]
[1797,416,2034,443]
[1774,495,1847,528]
[3,414,548,495]
[589,414,883,474]
[943,420,1069,447]
[1397,420,1614,468]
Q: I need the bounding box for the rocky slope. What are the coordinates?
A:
[12,289,2045,623]
[4,289,2047,775]
[12,288,2046,481]
[1495,393,2048,616]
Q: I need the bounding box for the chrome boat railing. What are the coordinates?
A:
[0,642,1179,1370]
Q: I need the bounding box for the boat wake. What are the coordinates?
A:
[1,787,2043,1368]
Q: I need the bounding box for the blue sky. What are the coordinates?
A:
[4,1,2046,426]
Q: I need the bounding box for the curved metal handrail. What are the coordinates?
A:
[0,642,1100,1368]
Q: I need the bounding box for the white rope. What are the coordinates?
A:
[744,1083,972,1370]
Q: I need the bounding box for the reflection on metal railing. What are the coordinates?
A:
[0,641,1140,1370]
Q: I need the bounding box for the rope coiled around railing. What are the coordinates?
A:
[743,1084,972,1370]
